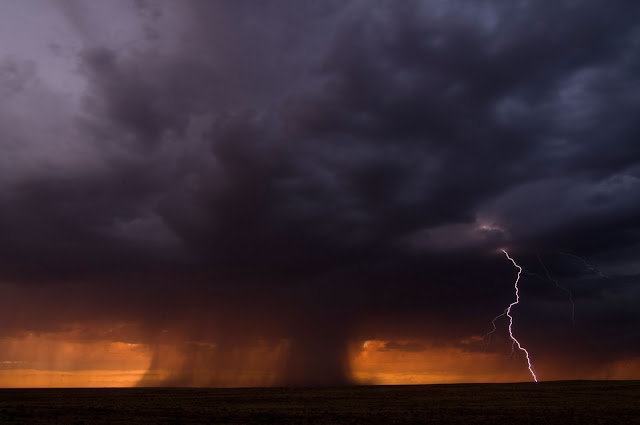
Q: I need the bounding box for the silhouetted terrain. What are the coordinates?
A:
[0,381,637,424]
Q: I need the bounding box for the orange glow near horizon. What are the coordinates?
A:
[0,332,151,387]
[352,339,640,384]
[351,339,532,385]
[1,332,639,387]
[0,370,149,388]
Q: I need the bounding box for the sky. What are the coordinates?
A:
[0,0,639,387]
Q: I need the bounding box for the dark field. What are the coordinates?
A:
[0,381,638,424]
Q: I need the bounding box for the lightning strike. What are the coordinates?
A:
[485,250,538,381]
[484,309,506,350]
[502,250,538,382]
[486,250,601,366]
[538,254,576,326]
[559,252,609,279]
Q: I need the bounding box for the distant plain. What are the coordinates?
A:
[0,380,637,424]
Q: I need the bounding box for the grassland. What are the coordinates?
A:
[0,380,637,424]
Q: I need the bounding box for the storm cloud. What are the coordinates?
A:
[0,0,639,385]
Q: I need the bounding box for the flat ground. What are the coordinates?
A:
[0,381,637,424]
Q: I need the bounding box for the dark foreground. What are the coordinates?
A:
[0,381,638,424]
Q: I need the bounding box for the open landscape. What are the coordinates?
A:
[0,381,638,424]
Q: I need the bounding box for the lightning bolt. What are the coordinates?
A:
[559,252,609,279]
[486,250,538,382]
[484,310,504,349]
[538,254,576,326]
[484,250,608,381]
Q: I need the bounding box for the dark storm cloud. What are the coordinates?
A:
[1,0,639,384]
